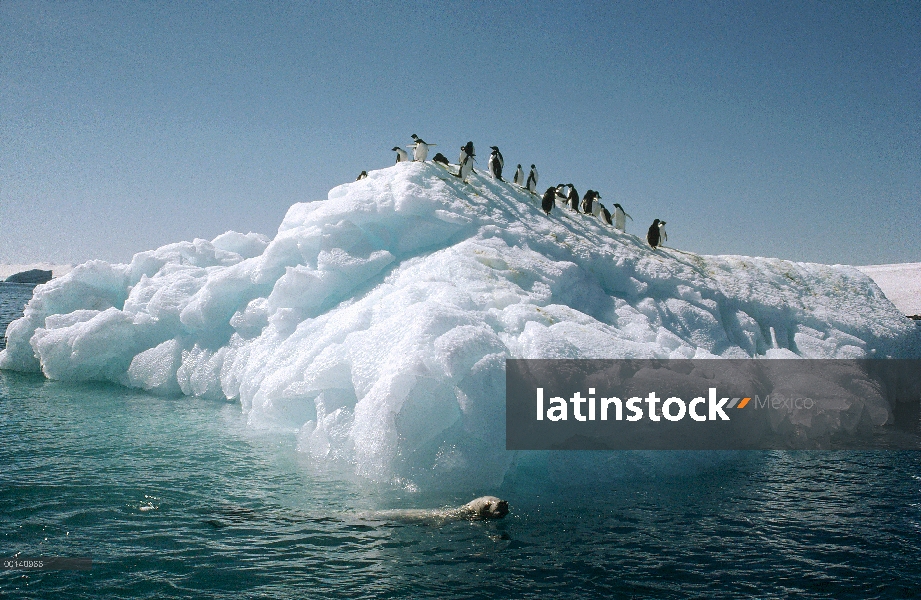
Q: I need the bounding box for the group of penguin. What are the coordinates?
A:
[370,135,670,250]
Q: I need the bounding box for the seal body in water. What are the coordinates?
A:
[359,496,510,524]
[202,497,509,529]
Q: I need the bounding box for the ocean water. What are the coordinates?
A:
[2,286,921,598]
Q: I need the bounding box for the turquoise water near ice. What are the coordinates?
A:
[2,285,921,598]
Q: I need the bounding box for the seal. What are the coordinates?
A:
[201,496,509,530]
[460,496,510,520]
[359,496,510,524]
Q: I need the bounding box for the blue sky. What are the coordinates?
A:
[2,1,918,265]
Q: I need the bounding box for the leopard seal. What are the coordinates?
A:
[358,496,510,524]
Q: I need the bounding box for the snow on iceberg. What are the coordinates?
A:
[2,162,917,489]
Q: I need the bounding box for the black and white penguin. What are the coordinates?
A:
[599,204,613,225]
[457,153,475,182]
[612,203,632,232]
[490,146,504,169]
[513,164,524,185]
[526,165,538,193]
[566,185,579,211]
[581,190,596,214]
[356,171,368,180]
[541,186,556,215]
[410,134,433,162]
[392,146,410,163]
[591,192,603,217]
[432,153,450,166]
[488,147,503,180]
[647,219,661,249]
[658,220,668,246]
[555,184,568,201]
[459,141,475,166]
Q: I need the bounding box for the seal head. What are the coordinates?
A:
[462,496,510,519]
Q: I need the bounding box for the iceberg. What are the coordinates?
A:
[2,162,917,489]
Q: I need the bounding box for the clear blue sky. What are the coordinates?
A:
[2,1,918,266]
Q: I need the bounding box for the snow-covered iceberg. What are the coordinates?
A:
[2,162,917,488]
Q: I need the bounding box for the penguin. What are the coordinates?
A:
[392,146,410,163]
[566,185,579,211]
[526,165,538,193]
[457,153,475,183]
[541,186,556,215]
[591,194,603,217]
[612,203,632,232]
[513,164,524,185]
[488,147,503,180]
[658,220,668,246]
[647,219,661,249]
[581,190,595,214]
[356,170,368,180]
[555,184,569,201]
[459,141,475,165]
[432,153,450,166]
[599,204,613,225]
[409,134,433,162]
[490,146,504,169]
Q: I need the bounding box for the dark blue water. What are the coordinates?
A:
[2,286,920,598]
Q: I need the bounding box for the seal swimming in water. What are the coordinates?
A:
[358,496,510,524]
[202,496,509,529]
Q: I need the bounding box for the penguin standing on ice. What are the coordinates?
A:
[581,190,598,214]
[658,220,668,246]
[612,203,632,232]
[555,184,568,202]
[526,165,538,193]
[356,171,368,180]
[513,164,524,185]
[541,187,556,215]
[410,134,433,162]
[457,153,475,183]
[647,219,661,249]
[599,204,613,225]
[566,185,579,211]
[591,194,603,217]
[490,146,504,169]
[459,141,475,166]
[392,146,409,163]
[488,147,504,180]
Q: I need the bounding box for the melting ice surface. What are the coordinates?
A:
[2,162,917,490]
